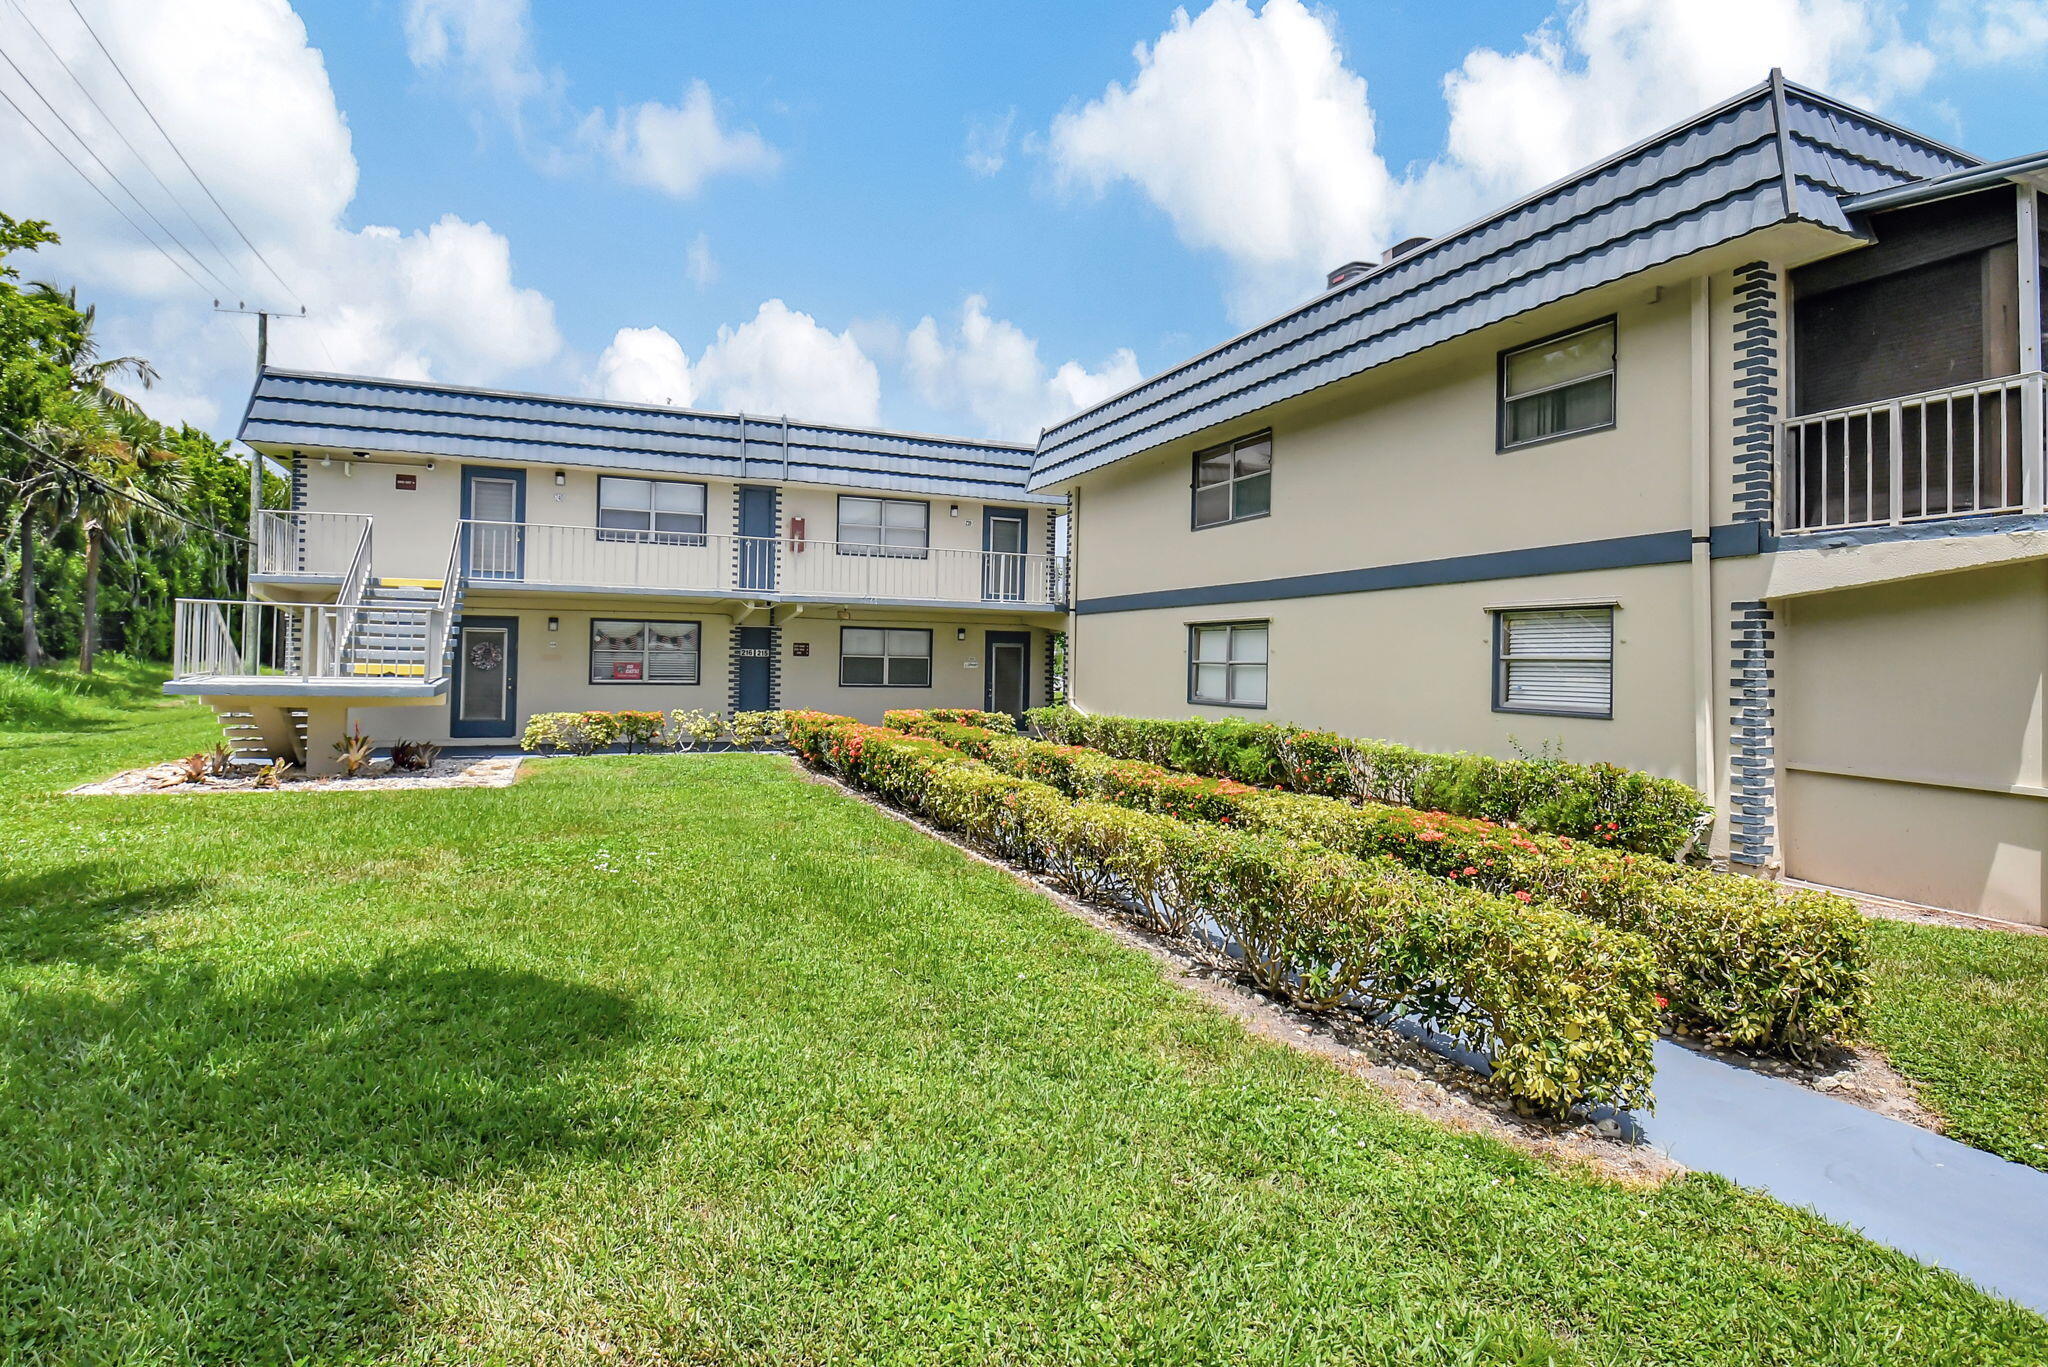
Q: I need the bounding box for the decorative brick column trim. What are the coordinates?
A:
[1731,262,1779,524]
[1728,600,1776,868]
[288,456,308,572]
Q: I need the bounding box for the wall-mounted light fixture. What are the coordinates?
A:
[554,470,567,486]
[949,504,959,517]
[320,454,332,467]
[547,616,560,632]
[956,627,967,641]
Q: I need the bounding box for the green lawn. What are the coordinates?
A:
[1862,918,2048,1168]
[2,664,2045,1364]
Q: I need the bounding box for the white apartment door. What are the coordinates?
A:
[983,510,1027,601]
[464,470,524,579]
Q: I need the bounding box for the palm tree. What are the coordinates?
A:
[72,411,188,672]
[27,283,158,412]
[13,284,160,669]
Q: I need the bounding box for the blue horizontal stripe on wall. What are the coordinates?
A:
[1075,526,1764,615]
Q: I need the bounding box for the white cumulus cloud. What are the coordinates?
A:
[1047,0,1993,321]
[1929,0,2048,62]
[577,82,779,199]
[403,0,776,198]
[0,0,562,425]
[1049,0,1394,320]
[905,295,1140,440]
[591,325,695,407]
[694,301,882,427]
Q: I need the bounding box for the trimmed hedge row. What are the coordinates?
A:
[1023,704,1712,858]
[895,713,1868,1052]
[786,710,1659,1114]
[884,708,1017,733]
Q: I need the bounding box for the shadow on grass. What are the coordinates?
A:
[0,866,208,967]
[0,947,647,1360]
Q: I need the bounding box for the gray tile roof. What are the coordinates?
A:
[241,369,1058,505]
[1026,75,1975,490]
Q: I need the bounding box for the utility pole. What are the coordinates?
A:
[214,303,306,577]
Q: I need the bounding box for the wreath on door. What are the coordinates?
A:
[467,640,504,672]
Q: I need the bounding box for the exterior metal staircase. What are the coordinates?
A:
[343,578,465,677]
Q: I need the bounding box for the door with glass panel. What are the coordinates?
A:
[983,509,1027,601]
[463,468,524,580]
[451,617,518,737]
[985,631,1029,717]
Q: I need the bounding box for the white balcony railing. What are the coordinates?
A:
[1779,371,2045,533]
[171,598,454,686]
[254,510,375,578]
[457,520,1066,607]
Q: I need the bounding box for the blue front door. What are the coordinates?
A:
[451,616,519,738]
[734,626,773,710]
[737,486,777,591]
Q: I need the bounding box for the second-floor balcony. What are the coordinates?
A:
[1778,371,2045,535]
[255,511,1068,609]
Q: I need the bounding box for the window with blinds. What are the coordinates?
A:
[840,627,932,687]
[1499,320,1616,449]
[1493,607,1613,717]
[1188,621,1268,708]
[590,619,701,684]
[838,496,929,557]
[597,477,708,543]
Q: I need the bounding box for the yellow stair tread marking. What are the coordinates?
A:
[377,578,445,588]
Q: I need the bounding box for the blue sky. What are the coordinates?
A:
[3,0,2044,444]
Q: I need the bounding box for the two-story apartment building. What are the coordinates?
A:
[1027,75,2048,927]
[167,73,2043,927]
[167,374,1064,760]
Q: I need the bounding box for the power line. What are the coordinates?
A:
[0,40,234,296]
[0,418,251,544]
[0,80,210,295]
[59,0,305,310]
[5,0,251,297]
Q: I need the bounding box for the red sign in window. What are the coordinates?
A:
[611,661,643,680]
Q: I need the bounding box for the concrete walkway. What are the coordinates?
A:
[1185,915,2048,1314]
[1638,1039,2048,1315]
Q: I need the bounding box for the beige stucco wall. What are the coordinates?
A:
[293,457,1042,584]
[325,597,1052,745]
[1776,561,2048,923]
[778,613,1051,723]
[1070,285,1699,607]
[1068,562,1699,782]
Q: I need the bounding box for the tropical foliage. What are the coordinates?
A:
[0,216,263,668]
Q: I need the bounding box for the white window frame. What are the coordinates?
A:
[1187,620,1268,709]
[1498,319,1618,451]
[596,476,708,544]
[589,618,702,685]
[839,626,933,688]
[837,496,930,558]
[1491,605,1614,718]
[1191,431,1273,529]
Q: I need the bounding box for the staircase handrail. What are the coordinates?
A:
[427,528,463,683]
[333,518,376,671]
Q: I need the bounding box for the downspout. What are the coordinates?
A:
[1689,275,1718,815]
